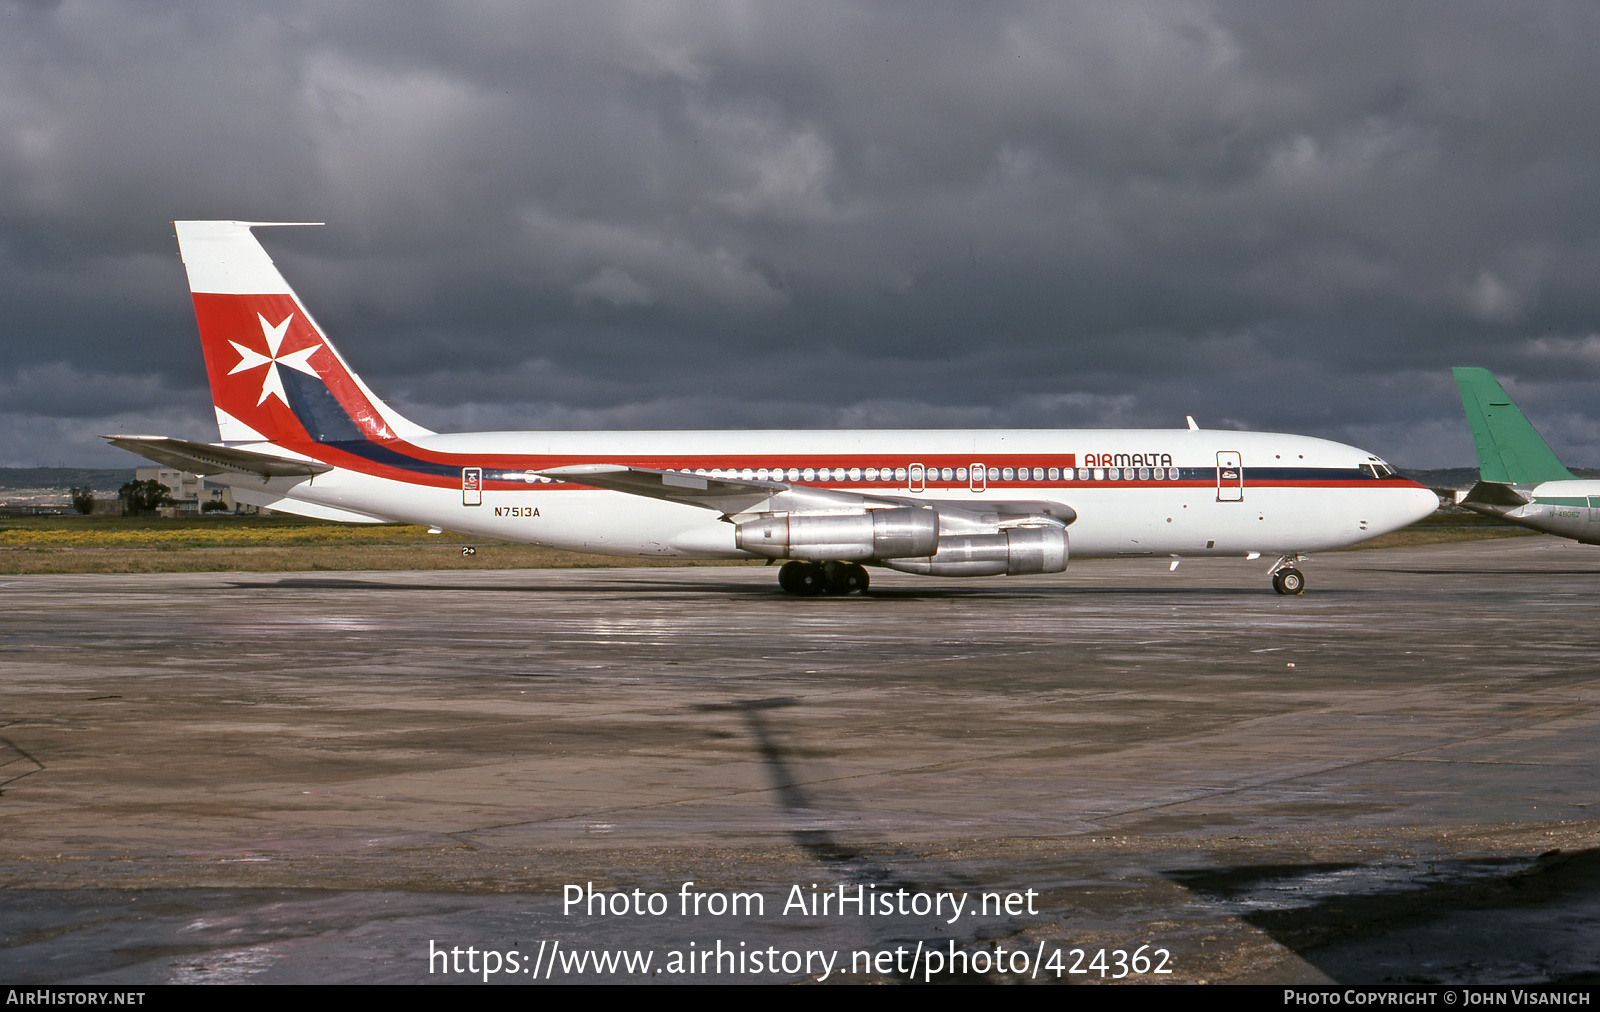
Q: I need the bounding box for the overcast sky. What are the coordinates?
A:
[4,1,1600,468]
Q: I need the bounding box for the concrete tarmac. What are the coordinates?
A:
[2,537,1598,984]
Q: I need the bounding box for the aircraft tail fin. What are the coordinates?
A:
[1451,367,1574,485]
[174,221,433,446]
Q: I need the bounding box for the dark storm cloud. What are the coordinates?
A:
[4,1,1600,466]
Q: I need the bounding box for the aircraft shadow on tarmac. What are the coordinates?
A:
[234,576,1297,598]
[1166,850,1600,985]
[691,696,1039,982]
[0,736,45,796]
[780,582,1282,597]
[1357,568,1600,577]
[229,576,778,594]
[693,697,867,869]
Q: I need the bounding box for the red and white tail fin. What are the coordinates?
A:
[175,221,432,446]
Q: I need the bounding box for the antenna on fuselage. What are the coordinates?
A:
[1186,416,1199,430]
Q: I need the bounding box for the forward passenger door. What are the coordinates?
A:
[1216,452,1243,502]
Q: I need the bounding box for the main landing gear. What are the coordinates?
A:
[778,560,870,596]
[1269,554,1308,596]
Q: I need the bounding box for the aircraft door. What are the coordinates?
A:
[909,463,925,493]
[970,462,986,493]
[463,467,483,506]
[1216,452,1243,502]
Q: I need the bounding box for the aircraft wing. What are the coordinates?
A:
[538,464,888,513]
[538,464,1075,529]
[104,435,334,479]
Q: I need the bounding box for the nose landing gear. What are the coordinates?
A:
[1269,554,1308,595]
[777,560,870,595]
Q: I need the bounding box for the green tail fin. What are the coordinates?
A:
[1452,367,1575,484]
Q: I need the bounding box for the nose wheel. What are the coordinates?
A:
[1269,554,1308,595]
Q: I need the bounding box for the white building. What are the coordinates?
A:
[135,467,249,514]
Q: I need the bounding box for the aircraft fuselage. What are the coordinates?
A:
[230,427,1437,562]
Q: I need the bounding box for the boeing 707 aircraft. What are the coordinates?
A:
[108,222,1437,595]
[1450,367,1600,544]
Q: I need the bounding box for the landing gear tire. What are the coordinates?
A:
[778,561,825,595]
[1272,568,1306,596]
[822,561,870,595]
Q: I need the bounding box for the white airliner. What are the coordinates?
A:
[108,221,1438,595]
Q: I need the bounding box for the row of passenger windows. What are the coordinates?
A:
[677,466,1186,483]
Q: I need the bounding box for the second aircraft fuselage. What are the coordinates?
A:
[1463,479,1600,545]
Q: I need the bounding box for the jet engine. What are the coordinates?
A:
[883,526,1068,577]
[734,507,939,561]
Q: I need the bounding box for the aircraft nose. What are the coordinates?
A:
[1400,484,1442,526]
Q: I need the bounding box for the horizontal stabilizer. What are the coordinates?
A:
[103,435,333,479]
[1456,480,1529,508]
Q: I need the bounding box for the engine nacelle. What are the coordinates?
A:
[734,507,939,561]
[883,526,1068,577]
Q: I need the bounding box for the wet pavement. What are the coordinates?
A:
[1,537,1597,983]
